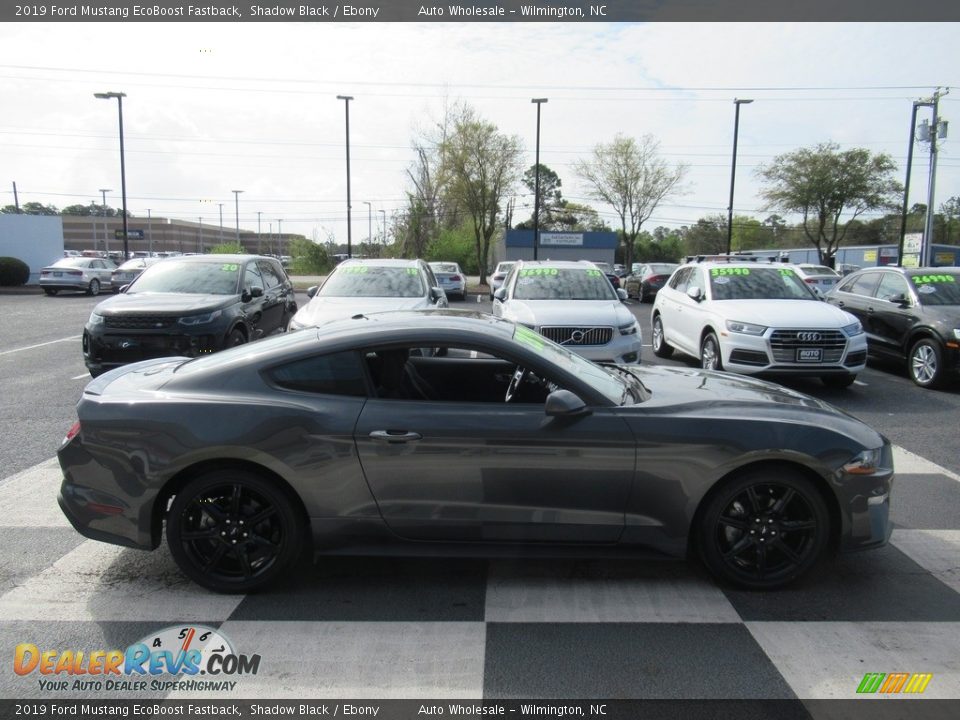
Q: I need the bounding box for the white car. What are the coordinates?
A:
[489,261,516,300]
[492,260,642,364]
[793,263,842,291]
[429,261,467,301]
[651,259,867,387]
[39,257,115,296]
[288,258,447,331]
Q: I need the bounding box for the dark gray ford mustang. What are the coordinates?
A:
[58,310,893,593]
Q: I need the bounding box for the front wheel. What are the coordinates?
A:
[652,315,673,359]
[698,468,830,589]
[700,332,723,371]
[908,338,945,389]
[225,328,247,348]
[86,278,100,296]
[43,288,59,296]
[166,469,304,593]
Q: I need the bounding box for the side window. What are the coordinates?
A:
[268,351,367,396]
[875,273,909,302]
[245,262,264,290]
[687,267,705,295]
[257,261,283,289]
[847,272,882,298]
[91,260,104,269]
[669,267,692,292]
[423,264,438,290]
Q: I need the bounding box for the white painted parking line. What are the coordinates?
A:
[0,335,81,357]
[853,380,868,387]
[893,446,960,483]
[71,373,89,380]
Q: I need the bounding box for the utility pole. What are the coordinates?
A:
[256,211,262,254]
[12,181,20,213]
[198,217,203,253]
[99,188,112,253]
[218,203,224,245]
[277,219,283,256]
[147,209,153,255]
[920,88,948,267]
[897,102,922,266]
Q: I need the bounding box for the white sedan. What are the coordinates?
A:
[39,257,115,296]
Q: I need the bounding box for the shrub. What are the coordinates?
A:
[0,257,30,286]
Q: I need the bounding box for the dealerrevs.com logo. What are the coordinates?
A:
[14,625,260,693]
[857,673,934,695]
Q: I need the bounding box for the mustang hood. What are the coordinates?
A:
[504,300,634,328]
[93,292,236,315]
[293,295,429,326]
[711,299,856,327]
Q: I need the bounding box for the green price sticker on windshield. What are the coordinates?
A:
[514,325,545,351]
[914,274,955,284]
[520,268,559,277]
[343,266,369,274]
[711,267,750,277]
[585,269,601,277]
[406,268,419,275]
[779,268,795,276]
[220,264,239,272]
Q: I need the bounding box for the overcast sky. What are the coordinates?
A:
[1,21,958,247]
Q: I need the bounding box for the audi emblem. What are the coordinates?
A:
[797,332,822,342]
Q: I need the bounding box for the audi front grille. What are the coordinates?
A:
[770,329,846,364]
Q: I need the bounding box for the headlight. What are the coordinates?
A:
[619,321,639,336]
[725,320,766,336]
[87,312,104,326]
[843,448,883,475]
[952,329,960,341]
[179,309,222,326]
[287,316,309,332]
[842,321,864,337]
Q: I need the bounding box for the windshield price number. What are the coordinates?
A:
[778,269,796,276]
[914,274,955,284]
[520,268,559,276]
[711,267,750,276]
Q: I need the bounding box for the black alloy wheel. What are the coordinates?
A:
[652,315,673,359]
[167,469,303,593]
[908,338,945,389]
[699,469,829,589]
[226,328,247,348]
[87,278,100,296]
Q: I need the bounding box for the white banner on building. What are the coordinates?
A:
[540,233,584,246]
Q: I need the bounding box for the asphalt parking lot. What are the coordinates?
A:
[1,288,959,708]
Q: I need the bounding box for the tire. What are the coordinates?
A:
[166,468,304,593]
[698,467,830,590]
[43,288,59,296]
[822,374,856,389]
[700,332,723,371]
[87,279,100,296]
[908,338,945,389]
[225,328,247,348]
[652,315,673,359]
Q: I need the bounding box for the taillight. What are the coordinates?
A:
[451,275,462,281]
[67,270,83,276]
[64,421,81,443]
[804,278,817,284]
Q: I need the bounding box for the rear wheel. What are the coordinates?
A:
[43,288,59,296]
[86,278,100,296]
[225,328,247,348]
[700,332,723,371]
[166,469,304,593]
[698,468,830,589]
[908,338,945,389]
[652,315,673,359]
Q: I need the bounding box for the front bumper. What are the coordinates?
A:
[83,322,227,374]
[720,329,868,377]
[567,335,643,365]
[838,447,895,553]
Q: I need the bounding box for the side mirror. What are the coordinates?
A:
[119,284,130,294]
[889,293,911,307]
[493,288,507,302]
[686,286,702,302]
[250,286,264,298]
[616,288,628,301]
[545,389,590,417]
[430,286,445,303]
[306,285,319,299]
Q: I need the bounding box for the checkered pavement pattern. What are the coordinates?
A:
[1,448,959,704]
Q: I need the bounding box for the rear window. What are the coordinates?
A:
[319,265,425,298]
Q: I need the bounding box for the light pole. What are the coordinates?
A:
[277,219,283,256]
[98,188,112,253]
[94,92,129,259]
[379,209,386,244]
[231,190,244,247]
[256,211,263,254]
[898,101,923,266]
[146,208,153,255]
[218,203,224,245]
[198,217,203,253]
[337,95,354,258]
[531,98,548,261]
[726,98,753,255]
[363,201,372,248]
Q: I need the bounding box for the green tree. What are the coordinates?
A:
[940,196,960,244]
[1,201,59,215]
[209,242,244,254]
[730,215,772,251]
[426,222,479,273]
[440,105,524,284]
[681,216,728,256]
[757,142,902,264]
[289,236,330,274]
[573,133,687,270]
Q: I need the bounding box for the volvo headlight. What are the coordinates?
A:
[619,320,640,336]
[842,321,864,337]
[87,312,104,326]
[725,320,766,336]
[843,448,883,475]
[179,309,222,326]
[952,329,960,341]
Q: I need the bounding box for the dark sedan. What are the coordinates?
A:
[82,254,297,377]
[59,310,893,593]
[825,267,960,388]
[624,263,679,302]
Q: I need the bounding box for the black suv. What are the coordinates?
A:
[83,255,297,377]
[825,266,960,388]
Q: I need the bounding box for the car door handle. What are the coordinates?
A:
[369,430,422,443]
[835,300,845,307]
[866,307,875,314]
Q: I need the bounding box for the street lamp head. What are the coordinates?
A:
[231,189,244,194]
[94,92,126,100]
[336,95,354,101]
[734,98,754,105]
[532,98,548,104]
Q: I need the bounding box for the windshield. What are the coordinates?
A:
[53,258,91,268]
[130,261,241,294]
[320,265,426,298]
[514,267,618,301]
[801,265,839,276]
[117,258,150,271]
[708,267,817,301]
[911,273,960,306]
[495,262,515,275]
[647,264,678,275]
[511,325,629,404]
[430,263,459,274]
